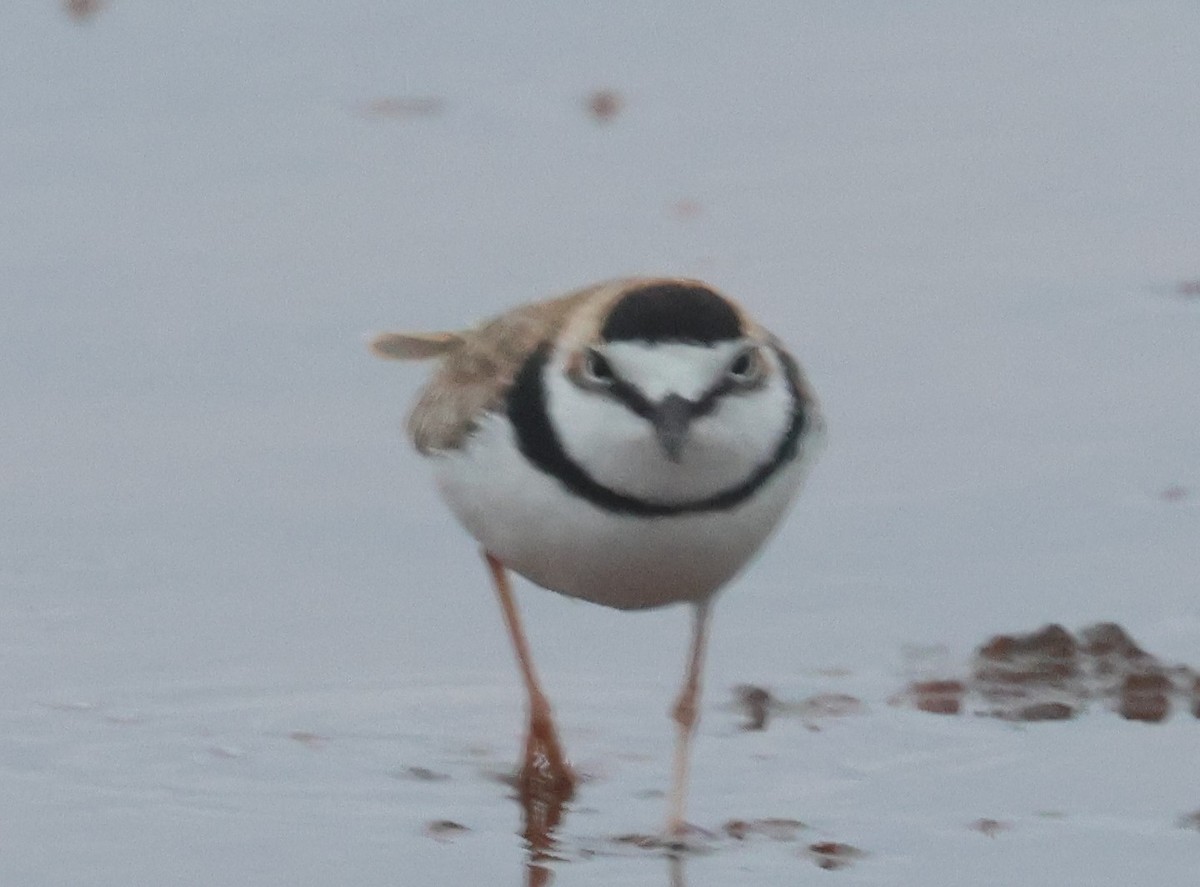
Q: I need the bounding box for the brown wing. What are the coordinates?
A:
[376,285,602,454]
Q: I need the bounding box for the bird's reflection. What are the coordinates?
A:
[520,801,565,885]
[514,769,690,887]
[516,755,571,887]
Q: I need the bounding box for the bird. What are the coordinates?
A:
[370,277,822,835]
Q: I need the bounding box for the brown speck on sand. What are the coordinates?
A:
[723,818,807,842]
[612,823,716,852]
[734,684,773,731]
[65,0,106,20]
[396,765,451,782]
[723,819,752,841]
[424,819,470,841]
[976,623,1079,691]
[971,818,1012,838]
[669,198,704,220]
[807,840,865,870]
[586,89,622,123]
[909,679,966,715]
[904,622,1200,723]
[288,730,325,749]
[976,623,1135,719]
[1177,810,1200,831]
[612,832,666,850]
[1080,622,1152,673]
[631,788,665,800]
[1119,669,1173,722]
[1011,701,1075,722]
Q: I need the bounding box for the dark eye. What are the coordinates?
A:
[583,348,615,383]
[728,348,760,382]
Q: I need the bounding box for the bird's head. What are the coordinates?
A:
[512,279,816,508]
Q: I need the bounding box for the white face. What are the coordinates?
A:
[542,338,799,504]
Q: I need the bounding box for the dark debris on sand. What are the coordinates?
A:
[423,819,470,841]
[1177,810,1200,832]
[970,817,1012,838]
[807,840,866,870]
[394,765,451,782]
[901,622,1200,723]
[599,818,819,860]
[585,89,623,123]
[733,685,865,731]
[65,0,106,21]
[734,684,774,730]
[723,817,807,842]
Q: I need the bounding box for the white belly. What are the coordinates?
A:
[430,412,816,610]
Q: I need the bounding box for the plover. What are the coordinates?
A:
[371,277,822,834]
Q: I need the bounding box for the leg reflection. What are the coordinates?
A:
[519,760,571,887]
[668,852,688,887]
[519,799,692,887]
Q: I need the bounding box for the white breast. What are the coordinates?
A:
[430,412,818,610]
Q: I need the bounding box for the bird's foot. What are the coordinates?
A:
[515,725,575,862]
[518,724,576,803]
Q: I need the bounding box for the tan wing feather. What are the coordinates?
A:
[369,331,465,360]
[388,285,606,454]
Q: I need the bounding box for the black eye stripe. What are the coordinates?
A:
[504,343,810,516]
[593,348,759,423]
[607,378,655,421]
[690,378,736,418]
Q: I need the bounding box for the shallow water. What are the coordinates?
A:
[3,2,1200,884]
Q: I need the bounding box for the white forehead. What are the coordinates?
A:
[600,340,747,401]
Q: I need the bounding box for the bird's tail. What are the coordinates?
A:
[368,331,465,361]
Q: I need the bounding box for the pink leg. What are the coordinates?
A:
[666,601,712,836]
[484,551,576,804]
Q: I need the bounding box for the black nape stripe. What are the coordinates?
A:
[601,283,743,344]
[505,344,809,517]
